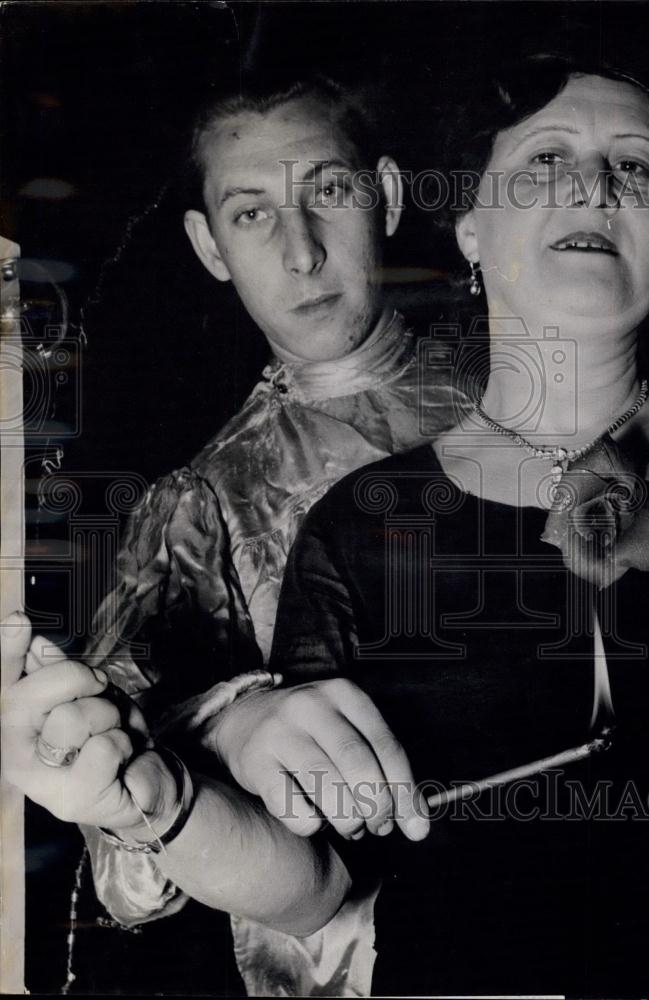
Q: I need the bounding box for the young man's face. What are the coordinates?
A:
[185,95,402,362]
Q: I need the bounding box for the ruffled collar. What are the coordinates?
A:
[261,309,414,402]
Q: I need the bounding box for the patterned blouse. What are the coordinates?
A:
[81,309,468,996]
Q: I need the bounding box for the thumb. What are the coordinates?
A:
[123,750,171,816]
[0,612,32,686]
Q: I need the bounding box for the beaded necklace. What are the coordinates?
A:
[473,380,649,494]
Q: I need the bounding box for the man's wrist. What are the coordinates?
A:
[206,671,282,764]
[103,748,195,853]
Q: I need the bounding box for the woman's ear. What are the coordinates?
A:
[455,210,479,264]
[184,210,231,282]
[377,155,404,237]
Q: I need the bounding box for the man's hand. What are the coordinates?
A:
[207,677,430,842]
[1,612,178,838]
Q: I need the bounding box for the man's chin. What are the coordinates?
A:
[268,302,381,362]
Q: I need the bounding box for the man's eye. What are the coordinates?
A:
[234,207,270,226]
[313,179,348,208]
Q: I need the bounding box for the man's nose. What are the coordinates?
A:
[282,210,326,276]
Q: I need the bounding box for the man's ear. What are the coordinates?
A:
[455,210,479,265]
[377,156,404,237]
[184,210,231,282]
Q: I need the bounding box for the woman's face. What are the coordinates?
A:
[456,74,649,332]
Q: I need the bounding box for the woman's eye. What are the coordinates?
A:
[615,159,649,180]
[531,151,564,167]
[234,207,270,226]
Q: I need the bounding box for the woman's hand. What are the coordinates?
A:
[203,677,430,843]
[541,436,649,587]
[1,611,178,839]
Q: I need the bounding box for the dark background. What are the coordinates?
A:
[2,1,649,994]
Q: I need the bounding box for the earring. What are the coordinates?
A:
[469,261,481,297]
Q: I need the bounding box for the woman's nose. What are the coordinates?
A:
[570,153,619,210]
[282,211,326,275]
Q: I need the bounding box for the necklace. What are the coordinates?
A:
[473,380,649,493]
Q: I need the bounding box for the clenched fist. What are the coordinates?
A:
[1,612,179,839]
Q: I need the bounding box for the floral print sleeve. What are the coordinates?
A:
[81,468,262,927]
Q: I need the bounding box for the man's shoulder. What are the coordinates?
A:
[189,377,273,481]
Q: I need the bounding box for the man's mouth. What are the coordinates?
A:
[550,231,618,255]
[292,292,342,314]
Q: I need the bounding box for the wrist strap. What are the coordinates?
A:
[99,747,194,855]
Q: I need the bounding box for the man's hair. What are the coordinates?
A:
[184,73,386,214]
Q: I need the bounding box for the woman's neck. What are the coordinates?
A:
[433,314,645,510]
[479,315,641,447]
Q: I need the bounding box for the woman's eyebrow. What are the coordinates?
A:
[511,124,580,147]
[613,132,649,142]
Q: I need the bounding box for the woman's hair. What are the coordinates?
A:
[436,51,649,235]
[432,52,649,385]
[182,72,387,215]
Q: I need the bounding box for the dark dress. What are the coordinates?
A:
[271,444,649,997]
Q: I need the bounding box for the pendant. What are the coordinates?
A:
[549,455,567,502]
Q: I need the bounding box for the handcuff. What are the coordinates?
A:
[99,747,194,855]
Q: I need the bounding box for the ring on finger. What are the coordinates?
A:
[35,734,80,768]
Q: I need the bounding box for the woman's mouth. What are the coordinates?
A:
[550,231,618,255]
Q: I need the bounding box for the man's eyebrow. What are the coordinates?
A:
[218,186,265,208]
[302,158,354,182]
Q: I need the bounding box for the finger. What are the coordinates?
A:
[103,683,150,742]
[14,659,108,729]
[123,750,172,815]
[307,714,396,837]
[24,650,42,675]
[73,728,133,791]
[327,679,429,841]
[0,612,32,686]
[66,729,138,828]
[257,759,325,838]
[125,700,151,743]
[41,696,121,750]
[5,728,133,826]
[25,635,70,675]
[277,737,367,839]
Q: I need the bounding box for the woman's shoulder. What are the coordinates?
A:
[301,444,442,534]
